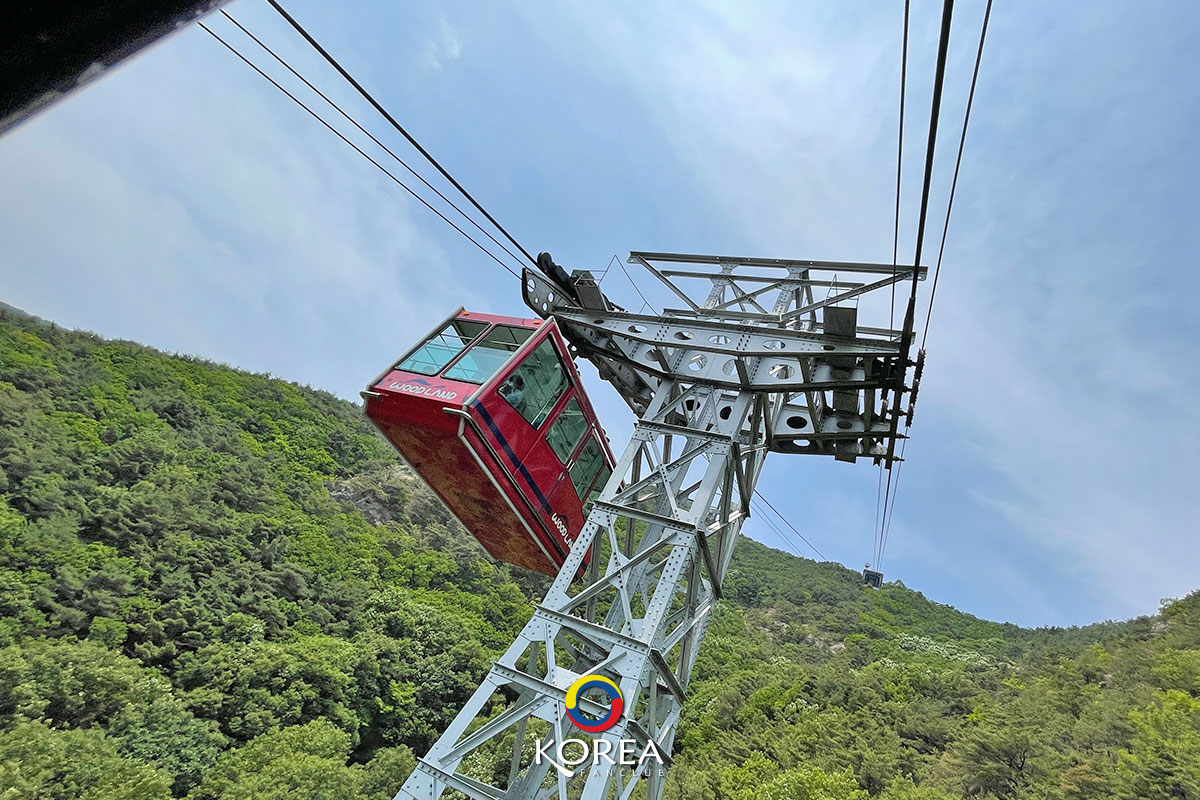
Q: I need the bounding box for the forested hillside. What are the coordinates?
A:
[0,309,1197,799]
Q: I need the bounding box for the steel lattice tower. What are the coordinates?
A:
[396,252,924,800]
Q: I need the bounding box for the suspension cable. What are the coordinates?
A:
[880,0,993,569]
[888,0,911,333]
[873,463,885,568]
[264,0,539,269]
[218,10,528,273]
[750,499,808,560]
[754,491,828,562]
[877,0,955,564]
[907,0,955,297]
[877,0,911,571]
[921,0,993,350]
[198,22,519,278]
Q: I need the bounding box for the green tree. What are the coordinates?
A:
[1116,690,1200,800]
[879,776,958,800]
[0,719,172,800]
[723,752,867,800]
[186,720,363,800]
[359,746,417,800]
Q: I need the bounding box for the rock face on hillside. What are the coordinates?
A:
[0,308,1197,800]
[327,464,416,526]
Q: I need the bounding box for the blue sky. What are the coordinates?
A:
[2,0,1198,628]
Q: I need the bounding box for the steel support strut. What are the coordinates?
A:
[396,252,920,800]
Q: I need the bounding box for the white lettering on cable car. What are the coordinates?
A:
[552,513,569,541]
[388,381,459,400]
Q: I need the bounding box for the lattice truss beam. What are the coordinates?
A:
[397,252,924,800]
[537,252,926,465]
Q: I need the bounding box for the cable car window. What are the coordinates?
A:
[397,318,488,376]
[582,460,612,514]
[569,437,606,499]
[444,325,533,384]
[566,438,609,506]
[500,339,569,428]
[546,398,587,463]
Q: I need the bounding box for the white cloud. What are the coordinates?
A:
[419,17,463,72]
[519,1,908,257]
[925,243,1199,618]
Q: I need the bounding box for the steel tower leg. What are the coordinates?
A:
[396,378,775,800]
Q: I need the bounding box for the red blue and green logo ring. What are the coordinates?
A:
[564,674,624,733]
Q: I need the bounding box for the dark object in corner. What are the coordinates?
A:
[1,1,227,136]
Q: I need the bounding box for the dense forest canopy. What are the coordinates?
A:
[0,307,1196,799]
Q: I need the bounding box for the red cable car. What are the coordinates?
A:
[363,309,615,576]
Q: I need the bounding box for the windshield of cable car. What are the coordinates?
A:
[397,318,488,376]
[499,338,569,427]
[443,325,533,383]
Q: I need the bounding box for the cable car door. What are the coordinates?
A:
[543,396,588,543]
[544,398,611,550]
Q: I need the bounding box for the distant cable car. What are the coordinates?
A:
[863,568,883,588]
[363,309,615,576]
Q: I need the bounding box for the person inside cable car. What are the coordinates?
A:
[502,339,570,427]
[500,373,525,415]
